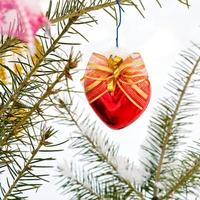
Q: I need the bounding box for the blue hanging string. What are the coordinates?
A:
[116,0,125,48]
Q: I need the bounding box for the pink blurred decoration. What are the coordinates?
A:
[0,0,48,47]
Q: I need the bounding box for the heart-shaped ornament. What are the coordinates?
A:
[83,52,151,129]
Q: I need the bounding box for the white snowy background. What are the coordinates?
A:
[27,0,200,199]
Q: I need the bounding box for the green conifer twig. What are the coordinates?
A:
[0,17,78,148]
[0,17,78,118]
[58,99,145,200]
[153,55,200,197]
[2,129,50,200]
[50,0,137,24]
[161,157,200,199]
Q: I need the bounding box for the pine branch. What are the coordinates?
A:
[153,51,200,197]
[49,0,190,24]
[56,98,145,200]
[158,137,200,199]
[57,162,104,200]
[12,67,66,134]
[2,128,54,200]
[141,43,200,199]
[11,49,80,134]
[0,18,78,147]
[3,143,42,200]
[49,0,141,24]
[161,156,200,199]
[0,17,77,118]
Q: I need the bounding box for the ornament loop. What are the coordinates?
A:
[116,0,125,47]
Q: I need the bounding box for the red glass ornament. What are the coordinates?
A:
[88,82,151,129]
[83,52,151,129]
